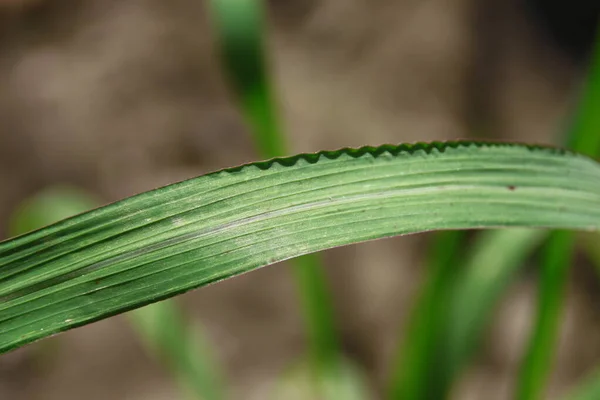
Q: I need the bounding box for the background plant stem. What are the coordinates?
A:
[208,0,339,370]
[388,231,464,400]
[516,231,574,400]
[389,21,600,400]
[516,25,600,400]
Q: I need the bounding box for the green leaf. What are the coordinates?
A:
[9,186,99,236]
[128,303,224,400]
[2,141,600,353]
[8,187,225,400]
[564,27,600,156]
[443,229,544,364]
[516,26,600,400]
[437,228,545,397]
[516,231,575,400]
[208,0,340,370]
[209,0,285,158]
[563,367,600,400]
[390,221,546,400]
[389,230,466,400]
[565,234,600,400]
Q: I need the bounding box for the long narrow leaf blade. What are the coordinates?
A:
[566,234,600,400]
[209,0,341,371]
[128,303,224,400]
[563,367,600,400]
[443,229,545,373]
[389,230,466,400]
[1,141,600,353]
[428,228,547,398]
[516,26,600,400]
[391,229,545,399]
[517,231,575,400]
[9,187,225,400]
[208,0,285,157]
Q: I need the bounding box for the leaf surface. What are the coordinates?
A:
[1,142,600,352]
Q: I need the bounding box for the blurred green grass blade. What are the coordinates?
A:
[9,186,99,236]
[390,229,545,400]
[566,235,600,400]
[389,230,465,400]
[516,27,600,400]
[438,228,546,396]
[516,231,574,400]
[2,142,600,353]
[391,26,600,397]
[208,0,340,369]
[565,28,600,154]
[563,367,600,400]
[208,0,284,158]
[129,303,224,400]
[292,253,339,368]
[9,187,224,400]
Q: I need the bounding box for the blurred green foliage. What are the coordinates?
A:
[390,20,600,400]
[517,26,600,400]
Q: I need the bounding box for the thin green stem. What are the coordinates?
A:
[388,230,465,400]
[208,0,339,369]
[129,302,224,400]
[566,30,600,154]
[564,237,600,400]
[293,254,339,369]
[516,231,574,400]
[389,21,600,400]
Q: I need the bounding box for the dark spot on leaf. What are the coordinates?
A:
[508,185,516,191]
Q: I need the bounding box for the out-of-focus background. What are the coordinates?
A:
[0,0,599,399]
